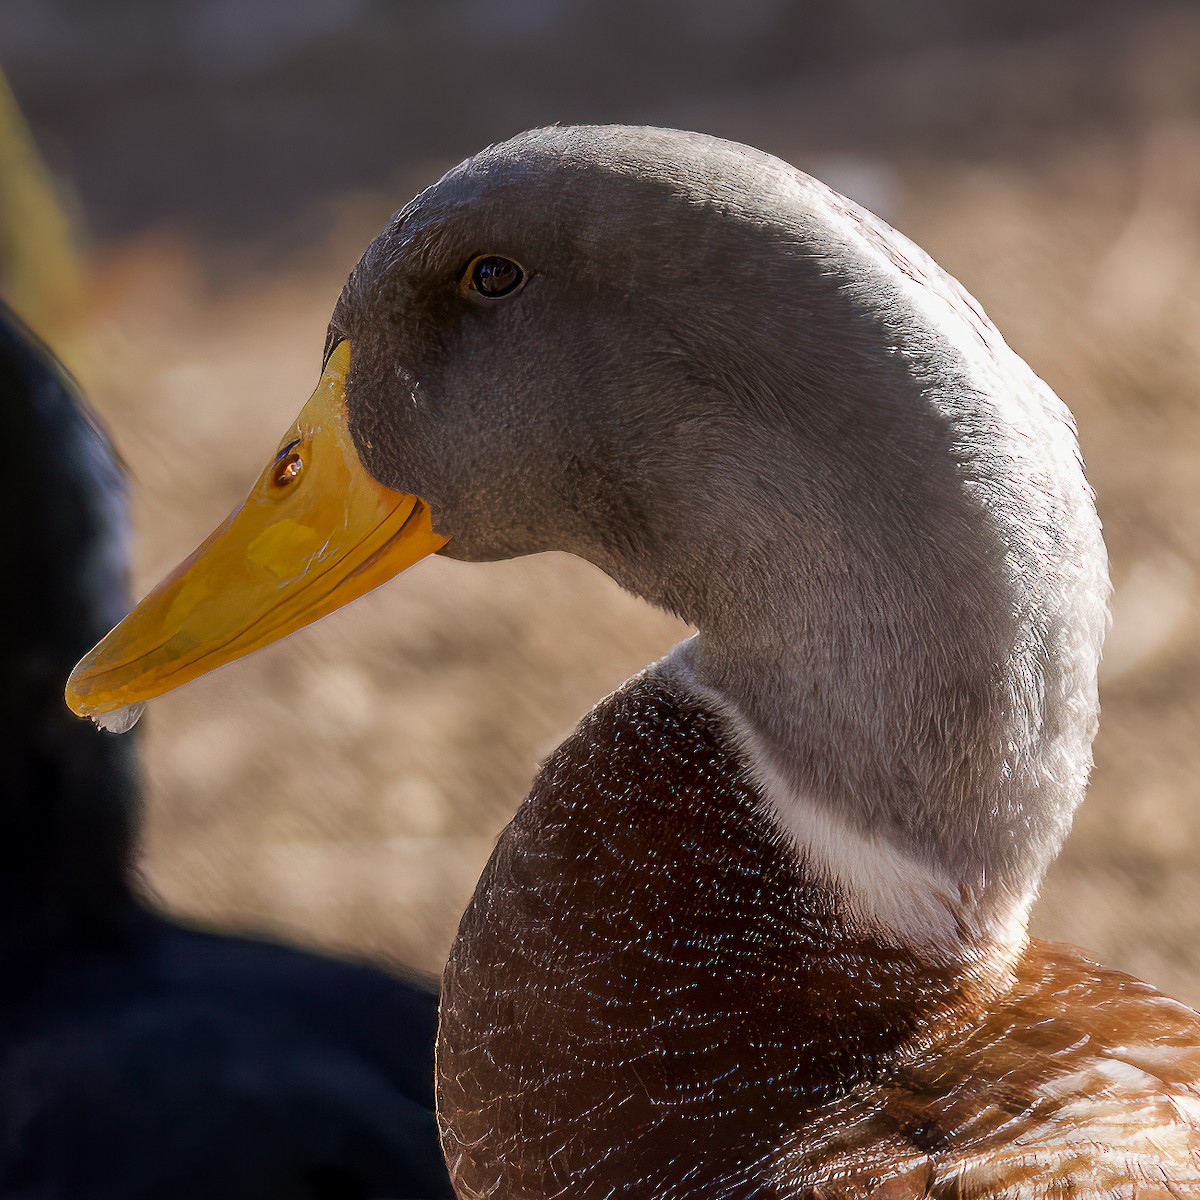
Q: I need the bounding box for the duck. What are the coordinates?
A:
[65,126,1200,1197]
[0,299,454,1200]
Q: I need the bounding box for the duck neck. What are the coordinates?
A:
[646,379,1105,962]
[668,605,1010,958]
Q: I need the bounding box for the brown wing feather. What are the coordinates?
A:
[768,941,1200,1198]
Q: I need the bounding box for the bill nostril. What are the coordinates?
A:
[272,450,304,488]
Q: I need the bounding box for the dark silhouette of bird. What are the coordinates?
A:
[0,298,453,1200]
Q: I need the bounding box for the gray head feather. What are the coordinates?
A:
[333,125,1109,932]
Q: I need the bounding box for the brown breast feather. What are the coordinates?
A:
[438,675,1200,1200]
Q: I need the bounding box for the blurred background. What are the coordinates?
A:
[2,0,1198,1000]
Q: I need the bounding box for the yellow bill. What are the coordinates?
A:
[66,341,446,730]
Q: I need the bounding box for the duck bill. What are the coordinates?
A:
[65,341,446,723]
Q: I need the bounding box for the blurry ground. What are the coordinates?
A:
[4,2,1199,1002]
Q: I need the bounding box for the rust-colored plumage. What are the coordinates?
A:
[779,940,1200,1197]
[441,677,1200,1200]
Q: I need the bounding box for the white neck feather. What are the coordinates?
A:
[659,640,1035,965]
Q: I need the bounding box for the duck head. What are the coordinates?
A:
[67,126,1108,954]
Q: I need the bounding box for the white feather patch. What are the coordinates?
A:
[660,642,1033,960]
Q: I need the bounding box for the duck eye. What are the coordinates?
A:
[465,255,525,299]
